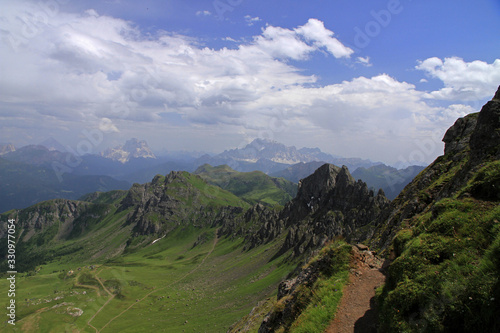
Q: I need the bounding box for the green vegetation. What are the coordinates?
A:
[0,170,297,332]
[194,164,297,206]
[260,240,351,333]
[0,227,294,332]
[378,198,500,332]
[461,160,500,201]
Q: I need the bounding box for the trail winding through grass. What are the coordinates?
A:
[89,229,220,333]
[86,267,115,332]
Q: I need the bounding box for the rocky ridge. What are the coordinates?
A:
[272,164,389,257]
[371,86,500,251]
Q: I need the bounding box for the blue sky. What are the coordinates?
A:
[1,0,499,165]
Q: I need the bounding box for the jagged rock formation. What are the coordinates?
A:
[0,199,92,240]
[119,171,246,237]
[4,198,120,243]
[101,138,156,163]
[241,164,390,258]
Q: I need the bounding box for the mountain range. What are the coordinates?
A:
[0,137,420,213]
[0,86,499,331]
[100,138,157,163]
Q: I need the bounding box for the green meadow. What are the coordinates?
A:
[0,226,294,332]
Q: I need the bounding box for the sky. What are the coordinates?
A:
[1,0,499,166]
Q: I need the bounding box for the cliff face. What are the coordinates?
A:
[0,199,103,241]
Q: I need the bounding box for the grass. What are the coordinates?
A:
[289,270,349,333]
[194,164,297,207]
[259,240,351,333]
[0,226,295,332]
[378,198,500,332]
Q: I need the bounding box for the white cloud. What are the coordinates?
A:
[196,10,212,17]
[240,74,478,163]
[252,25,315,60]
[244,15,261,26]
[295,18,353,58]
[416,57,500,101]
[356,56,372,67]
[0,3,484,164]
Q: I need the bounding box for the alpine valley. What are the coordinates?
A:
[0,87,499,332]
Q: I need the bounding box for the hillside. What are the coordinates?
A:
[194,164,297,206]
[0,159,388,332]
[367,87,500,332]
[352,164,425,200]
[227,87,500,332]
[0,157,130,213]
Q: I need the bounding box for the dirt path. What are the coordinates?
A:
[325,247,386,333]
[96,229,220,332]
[85,267,115,333]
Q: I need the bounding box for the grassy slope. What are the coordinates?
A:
[241,240,351,333]
[0,228,293,332]
[377,159,500,332]
[287,242,350,333]
[194,164,297,206]
[0,171,296,332]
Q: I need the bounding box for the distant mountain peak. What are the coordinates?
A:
[0,143,15,156]
[101,138,156,163]
[40,137,66,152]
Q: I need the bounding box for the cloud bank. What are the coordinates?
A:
[0,2,498,164]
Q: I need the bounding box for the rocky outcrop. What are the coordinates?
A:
[269,164,390,257]
[0,199,106,241]
[442,114,478,156]
[469,86,500,161]
[119,171,248,237]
